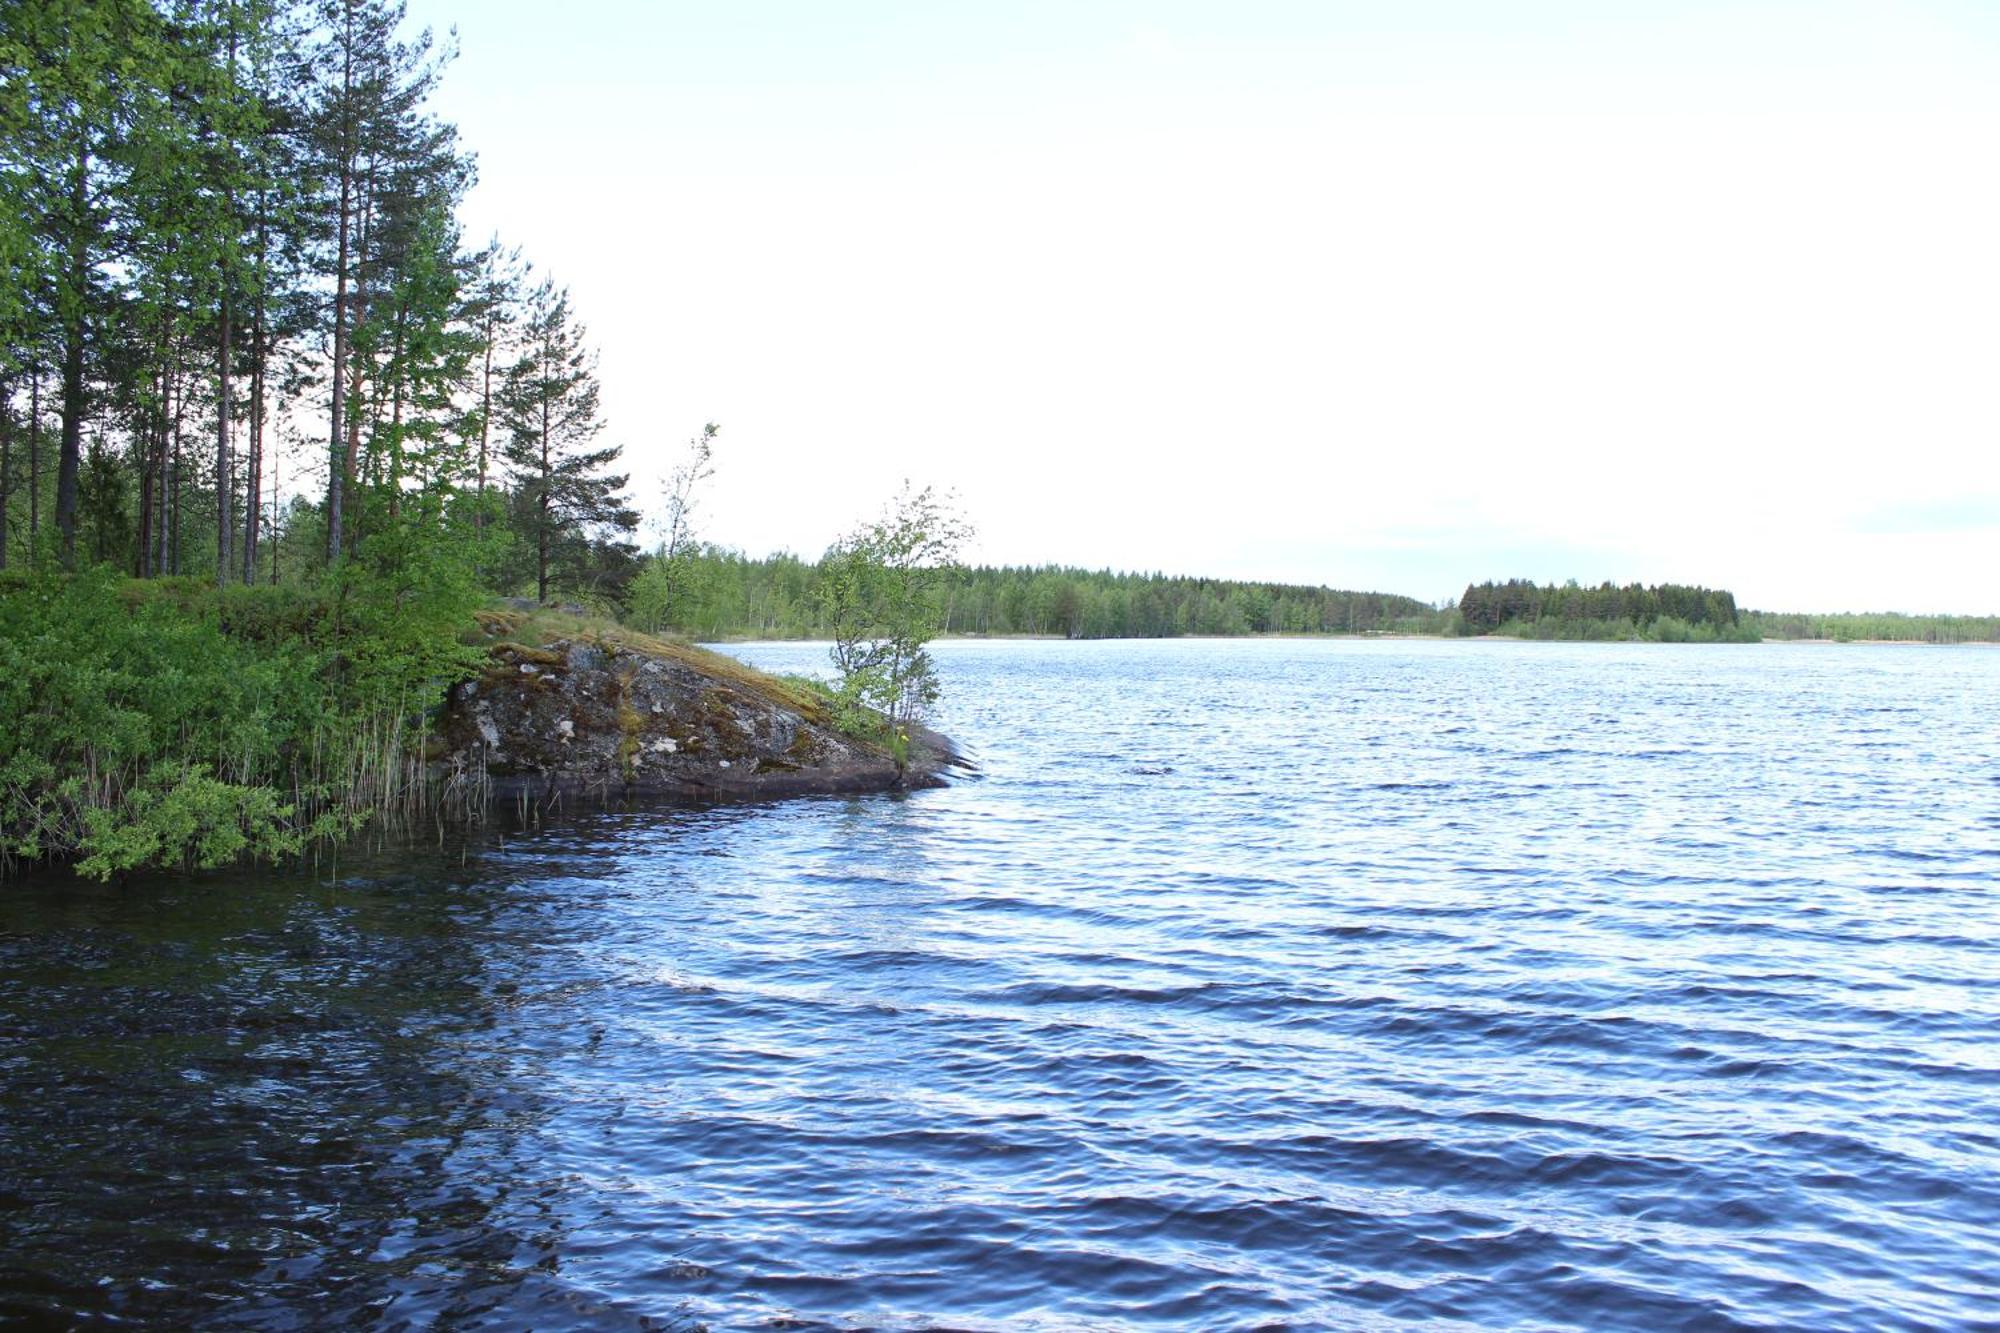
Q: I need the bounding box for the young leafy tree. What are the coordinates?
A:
[653,420,717,627]
[495,279,634,603]
[822,482,971,767]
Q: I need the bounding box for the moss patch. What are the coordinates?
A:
[475,601,828,719]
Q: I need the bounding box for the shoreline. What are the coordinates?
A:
[707,631,2000,647]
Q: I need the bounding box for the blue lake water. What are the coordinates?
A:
[3,638,1997,1329]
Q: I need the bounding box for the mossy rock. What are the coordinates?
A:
[437,633,966,802]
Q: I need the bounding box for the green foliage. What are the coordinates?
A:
[496,280,637,603]
[626,545,1443,641]
[1457,579,1752,640]
[0,565,317,873]
[0,555,487,879]
[823,484,971,755]
[75,762,303,879]
[644,422,718,632]
[0,0,647,879]
[330,505,494,709]
[1743,610,2000,644]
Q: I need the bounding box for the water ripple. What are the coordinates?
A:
[3,638,1999,1329]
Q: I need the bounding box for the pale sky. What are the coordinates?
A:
[403,0,2000,613]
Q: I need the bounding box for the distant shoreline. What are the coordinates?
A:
[709,631,2000,647]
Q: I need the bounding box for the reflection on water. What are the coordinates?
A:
[3,639,1998,1329]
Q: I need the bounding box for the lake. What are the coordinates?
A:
[2,638,1996,1329]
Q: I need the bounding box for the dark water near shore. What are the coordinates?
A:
[4,639,1998,1330]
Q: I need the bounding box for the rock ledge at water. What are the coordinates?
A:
[435,631,965,802]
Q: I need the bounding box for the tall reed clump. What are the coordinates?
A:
[0,560,485,881]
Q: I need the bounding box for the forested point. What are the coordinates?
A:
[3,2,1995,880]
[0,0,677,879]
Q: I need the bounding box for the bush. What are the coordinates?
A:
[0,568,323,874]
[0,546,488,880]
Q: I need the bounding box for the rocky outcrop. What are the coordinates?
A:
[434,631,966,802]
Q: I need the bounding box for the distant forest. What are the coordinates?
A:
[642,554,2000,644]
[1746,611,2000,644]
[1452,580,2000,643]
[636,549,1442,641]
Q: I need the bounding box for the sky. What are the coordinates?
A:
[401,0,2000,613]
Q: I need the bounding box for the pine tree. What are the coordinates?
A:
[461,236,526,534]
[2,0,167,567]
[296,0,457,565]
[495,279,633,604]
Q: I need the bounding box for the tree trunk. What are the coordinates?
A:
[344,348,367,555]
[244,267,264,584]
[56,149,87,569]
[475,319,493,531]
[538,381,551,603]
[216,20,238,588]
[326,8,355,566]
[1,378,12,570]
[216,286,233,587]
[386,298,406,520]
[269,407,279,585]
[28,372,40,558]
[342,157,378,559]
[168,365,186,577]
[136,368,156,577]
[136,419,154,577]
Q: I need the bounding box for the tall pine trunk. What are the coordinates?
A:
[326,9,355,566]
[215,20,238,588]
[386,300,406,519]
[55,136,88,569]
[537,381,550,603]
[243,194,268,584]
[244,297,264,583]
[28,373,40,559]
[1,378,12,570]
[216,287,233,587]
[342,157,378,559]
[475,319,493,531]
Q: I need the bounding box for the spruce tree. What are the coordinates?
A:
[495,279,633,604]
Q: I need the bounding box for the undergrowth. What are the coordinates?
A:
[1,554,484,881]
[1,561,892,882]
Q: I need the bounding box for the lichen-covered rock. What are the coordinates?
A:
[435,635,964,801]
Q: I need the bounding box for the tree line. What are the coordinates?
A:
[1744,611,2000,644]
[1455,581,2000,643]
[0,0,638,598]
[628,546,1443,641]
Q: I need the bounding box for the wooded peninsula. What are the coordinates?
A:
[1,2,1992,883]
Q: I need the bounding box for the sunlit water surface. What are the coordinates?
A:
[3,639,1997,1329]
